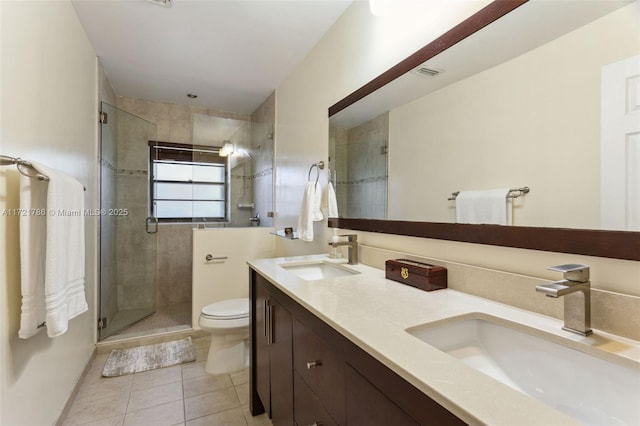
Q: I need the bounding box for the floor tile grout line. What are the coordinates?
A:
[65,351,265,426]
[181,359,187,425]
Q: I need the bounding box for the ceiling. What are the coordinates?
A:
[72,0,352,114]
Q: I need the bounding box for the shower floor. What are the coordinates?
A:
[102,302,192,342]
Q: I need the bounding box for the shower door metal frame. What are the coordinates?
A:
[98,102,158,340]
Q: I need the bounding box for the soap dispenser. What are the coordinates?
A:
[329,228,342,259]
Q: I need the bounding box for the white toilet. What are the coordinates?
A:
[198,298,250,375]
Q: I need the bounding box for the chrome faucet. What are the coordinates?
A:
[536,264,592,336]
[328,234,359,265]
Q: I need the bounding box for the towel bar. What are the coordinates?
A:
[307,161,325,184]
[0,154,49,181]
[0,154,86,190]
[448,187,530,201]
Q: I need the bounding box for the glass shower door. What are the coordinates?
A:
[98,102,158,340]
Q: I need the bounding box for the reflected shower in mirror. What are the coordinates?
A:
[329,0,639,231]
[329,112,388,219]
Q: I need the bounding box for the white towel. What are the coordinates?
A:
[455,188,512,225]
[297,181,323,241]
[321,181,339,218]
[18,175,48,339]
[19,163,87,338]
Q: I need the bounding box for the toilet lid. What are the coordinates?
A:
[201,298,249,319]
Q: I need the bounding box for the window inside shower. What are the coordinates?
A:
[149,141,229,222]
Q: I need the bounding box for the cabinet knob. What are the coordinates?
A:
[306,360,322,369]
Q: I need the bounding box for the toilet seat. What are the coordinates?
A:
[201,298,249,320]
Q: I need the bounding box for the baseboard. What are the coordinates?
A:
[56,347,97,426]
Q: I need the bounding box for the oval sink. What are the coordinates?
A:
[279,260,360,281]
[406,314,640,426]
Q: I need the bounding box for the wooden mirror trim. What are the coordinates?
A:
[328,0,640,261]
[329,0,528,116]
[328,218,640,261]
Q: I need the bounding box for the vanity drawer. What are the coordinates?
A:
[294,372,338,426]
[293,318,346,424]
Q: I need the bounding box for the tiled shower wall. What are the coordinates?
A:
[333,112,388,219]
[116,96,251,309]
[115,111,158,311]
[114,94,275,309]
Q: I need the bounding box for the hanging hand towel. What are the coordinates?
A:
[455,188,512,225]
[19,163,88,338]
[321,181,339,218]
[297,181,322,241]
[18,175,48,339]
[42,164,87,337]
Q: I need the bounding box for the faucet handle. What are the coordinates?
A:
[548,264,590,282]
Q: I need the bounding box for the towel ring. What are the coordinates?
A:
[307,161,325,185]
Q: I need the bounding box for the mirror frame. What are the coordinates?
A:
[328,0,640,262]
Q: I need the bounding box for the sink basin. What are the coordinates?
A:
[407,315,640,426]
[279,260,360,281]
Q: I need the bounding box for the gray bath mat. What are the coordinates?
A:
[102,337,196,377]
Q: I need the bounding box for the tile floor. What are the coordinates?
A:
[63,336,272,426]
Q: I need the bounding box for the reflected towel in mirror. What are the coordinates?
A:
[455,188,512,225]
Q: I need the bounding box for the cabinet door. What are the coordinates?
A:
[270,297,294,426]
[293,318,345,424]
[294,372,338,426]
[346,364,419,426]
[254,280,271,416]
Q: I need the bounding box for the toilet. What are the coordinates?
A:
[198,298,250,375]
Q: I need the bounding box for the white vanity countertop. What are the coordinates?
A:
[248,254,640,426]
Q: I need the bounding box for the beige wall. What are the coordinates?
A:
[274,1,489,255]
[192,228,275,329]
[0,1,98,424]
[274,2,640,297]
[389,3,639,228]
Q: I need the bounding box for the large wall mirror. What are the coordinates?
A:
[328,0,640,260]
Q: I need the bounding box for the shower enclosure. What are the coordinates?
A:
[98,102,158,340]
[97,95,275,342]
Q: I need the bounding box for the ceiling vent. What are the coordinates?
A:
[414,67,442,77]
[146,0,172,7]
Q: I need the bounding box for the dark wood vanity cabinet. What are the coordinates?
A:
[252,274,294,426]
[345,364,418,426]
[250,268,466,426]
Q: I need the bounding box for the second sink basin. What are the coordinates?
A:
[407,314,640,426]
[279,260,360,281]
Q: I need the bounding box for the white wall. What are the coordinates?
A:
[192,228,276,328]
[0,2,98,424]
[274,2,640,297]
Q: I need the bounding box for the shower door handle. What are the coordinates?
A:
[145,216,158,234]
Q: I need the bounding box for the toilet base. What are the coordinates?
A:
[205,337,249,375]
